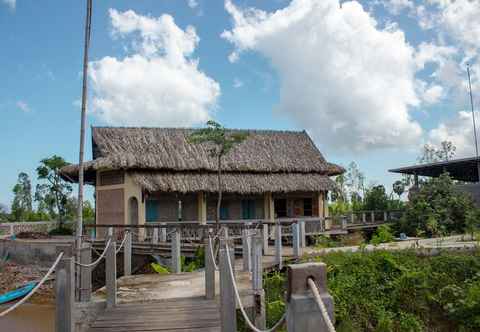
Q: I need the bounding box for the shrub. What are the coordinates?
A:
[370,225,395,245]
[48,227,73,236]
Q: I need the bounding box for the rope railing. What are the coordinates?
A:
[307,278,336,332]
[208,235,219,271]
[75,238,112,268]
[225,244,286,332]
[0,252,64,317]
[115,232,129,254]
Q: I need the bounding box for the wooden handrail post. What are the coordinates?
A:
[300,221,306,248]
[152,227,159,244]
[106,238,117,308]
[55,248,74,332]
[292,222,302,257]
[286,263,334,332]
[362,212,366,224]
[350,213,355,224]
[370,211,375,223]
[160,223,167,242]
[242,224,252,272]
[204,229,215,300]
[79,242,92,302]
[262,223,269,254]
[251,233,266,329]
[124,231,132,276]
[171,228,181,273]
[219,237,236,332]
[275,222,283,269]
[341,216,347,230]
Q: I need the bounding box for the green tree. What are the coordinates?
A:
[0,203,8,221]
[35,155,72,228]
[188,121,248,223]
[392,180,405,199]
[363,185,389,211]
[11,172,33,221]
[436,140,456,161]
[332,174,347,202]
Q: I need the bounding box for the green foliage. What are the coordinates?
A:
[151,262,170,275]
[392,180,406,199]
[182,247,205,272]
[11,172,33,221]
[48,226,73,236]
[363,185,389,211]
[465,209,480,239]
[35,155,72,226]
[314,235,340,248]
[370,225,395,245]
[396,173,478,237]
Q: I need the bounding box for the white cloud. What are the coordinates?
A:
[89,9,220,127]
[423,84,444,104]
[429,111,480,157]
[187,0,198,9]
[381,0,414,15]
[222,0,422,151]
[233,78,243,88]
[16,100,30,113]
[2,0,15,10]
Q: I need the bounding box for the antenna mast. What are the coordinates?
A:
[467,64,480,182]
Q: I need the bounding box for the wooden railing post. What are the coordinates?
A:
[275,222,283,269]
[55,248,74,332]
[124,231,132,276]
[341,216,347,230]
[242,224,252,272]
[286,262,334,332]
[300,220,306,248]
[160,223,167,242]
[262,223,269,254]
[251,233,266,329]
[204,229,215,300]
[79,242,92,302]
[292,222,302,257]
[362,212,366,224]
[219,237,236,332]
[171,228,181,273]
[370,211,375,223]
[152,227,159,244]
[106,237,117,308]
[384,211,388,222]
[350,213,355,225]
[9,224,14,236]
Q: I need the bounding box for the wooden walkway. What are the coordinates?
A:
[88,297,220,332]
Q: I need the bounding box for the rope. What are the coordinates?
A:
[0,252,64,317]
[307,278,336,332]
[116,232,129,254]
[225,244,286,332]
[75,238,112,268]
[208,236,219,271]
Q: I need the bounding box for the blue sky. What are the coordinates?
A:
[0,0,479,208]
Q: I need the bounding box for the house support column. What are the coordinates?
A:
[197,192,207,224]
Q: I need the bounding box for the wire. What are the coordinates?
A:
[0,252,64,317]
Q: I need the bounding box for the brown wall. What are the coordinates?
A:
[96,188,124,225]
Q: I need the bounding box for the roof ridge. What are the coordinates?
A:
[91,126,305,134]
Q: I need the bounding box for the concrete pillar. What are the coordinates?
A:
[219,238,236,332]
[197,192,207,224]
[79,243,92,302]
[286,263,334,332]
[300,221,306,248]
[275,222,282,269]
[171,229,181,273]
[152,227,159,244]
[124,231,132,276]
[251,234,266,329]
[106,239,117,308]
[371,211,375,223]
[205,232,215,300]
[242,226,252,272]
[160,223,167,242]
[55,255,74,332]
[292,222,302,257]
[262,223,269,254]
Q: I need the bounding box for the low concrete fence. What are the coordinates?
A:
[0,221,75,236]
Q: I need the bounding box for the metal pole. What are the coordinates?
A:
[467,64,480,182]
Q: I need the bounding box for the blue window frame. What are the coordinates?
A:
[220,205,229,220]
[241,200,256,219]
[146,199,159,222]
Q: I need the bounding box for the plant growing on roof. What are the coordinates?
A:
[188,120,248,223]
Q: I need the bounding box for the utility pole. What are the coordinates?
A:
[467,64,480,182]
[76,0,93,295]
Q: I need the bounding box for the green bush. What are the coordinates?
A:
[48,226,73,236]
[370,225,395,245]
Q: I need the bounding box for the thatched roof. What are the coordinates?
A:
[61,127,344,193]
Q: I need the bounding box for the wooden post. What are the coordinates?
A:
[55,253,74,332]
[300,220,306,248]
[160,223,167,242]
[205,231,215,300]
[152,227,159,244]
[198,192,207,225]
[286,263,334,332]
[106,239,117,308]
[341,216,347,230]
[292,222,302,257]
[124,231,132,276]
[362,212,366,223]
[219,238,236,332]
[350,213,355,225]
[171,228,181,273]
[79,242,92,302]
[262,223,269,254]
[275,222,282,269]
[371,211,375,223]
[242,225,252,272]
[251,233,266,329]
[383,211,388,222]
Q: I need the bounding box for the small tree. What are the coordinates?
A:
[0,203,8,221]
[35,155,72,228]
[11,172,33,221]
[363,185,389,211]
[392,180,405,199]
[188,121,248,223]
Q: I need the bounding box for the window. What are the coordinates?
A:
[274,199,287,218]
[220,205,229,220]
[241,200,256,219]
[303,198,313,216]
[146,199,159,222]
